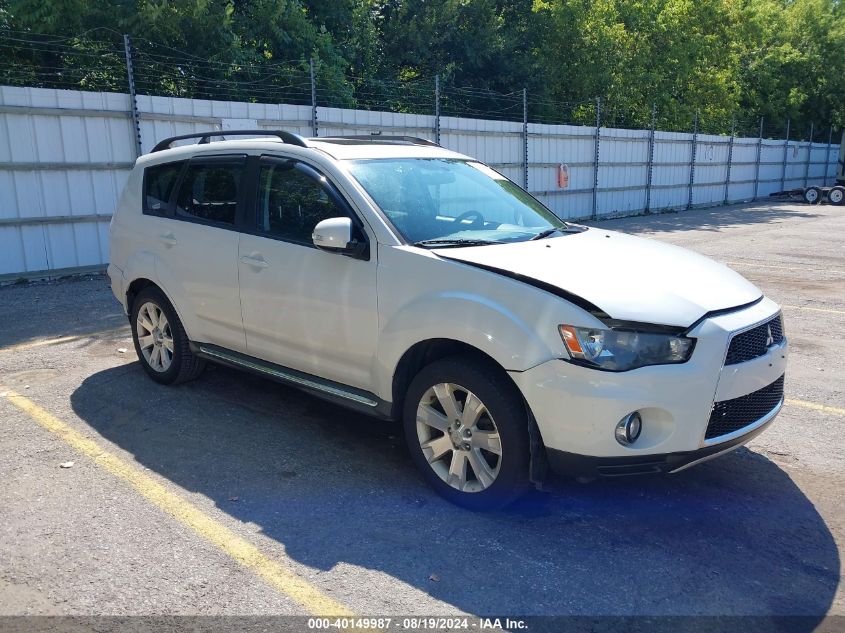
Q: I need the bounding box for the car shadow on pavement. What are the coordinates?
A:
[586,203,820,236]
[71,363,839,620]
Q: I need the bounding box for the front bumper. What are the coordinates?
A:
[509,297,788,474]
[546,398,781,477]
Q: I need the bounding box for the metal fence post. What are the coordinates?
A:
[122,34,142,157]
[754,117,764,200]
[803,122,814,188]
[434,74,441,145]
[591,97,601,219]
[645,103,657,213]
[687,112,698,210]
[724,115,735,205]
[309,58,318,137]
[825,126,834,184]
[780,117,790,191]
[522,88,528,190]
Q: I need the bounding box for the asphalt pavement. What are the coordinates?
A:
[0,200,842,627]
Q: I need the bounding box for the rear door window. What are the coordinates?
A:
[143,161,185,215]
[174,158,246,226]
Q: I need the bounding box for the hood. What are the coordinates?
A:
[438,228,762,328]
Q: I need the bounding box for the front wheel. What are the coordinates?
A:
[403,355,531,510]
[829,186,844,206]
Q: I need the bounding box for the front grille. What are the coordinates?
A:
[725,314,784,365]
[705,374,784,440]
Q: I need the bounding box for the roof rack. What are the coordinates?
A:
[150,130,308,153]
[315,135,440,147]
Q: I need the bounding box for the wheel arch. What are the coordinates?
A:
[391,338,507,417]
[125,277,193,341]
[126,277,157,314]
[392,338,549,487]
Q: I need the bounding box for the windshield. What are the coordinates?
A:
[346,158,568,245]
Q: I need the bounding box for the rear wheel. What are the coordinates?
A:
[130,286,205,385]
[829,186,844,206]
[403,355,530,510]
[803,186,821,204]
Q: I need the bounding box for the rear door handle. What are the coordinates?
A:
[239,255,269,269]
[159,232,177,246]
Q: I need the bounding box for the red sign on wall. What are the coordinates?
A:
[557,163,570,189]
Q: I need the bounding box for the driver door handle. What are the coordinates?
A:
[239,255,269,269]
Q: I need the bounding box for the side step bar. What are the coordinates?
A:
[191,343,393,419]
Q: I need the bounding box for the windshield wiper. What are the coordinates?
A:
[530,227,561,240]
[413,238,501,248]
[530,224,586,240]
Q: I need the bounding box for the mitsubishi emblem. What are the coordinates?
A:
[765,324,774,347]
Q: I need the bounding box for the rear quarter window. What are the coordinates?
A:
[143,161,185,215]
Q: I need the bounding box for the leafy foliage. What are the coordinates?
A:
[1,0,842,134]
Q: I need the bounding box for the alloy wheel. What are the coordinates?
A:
[136,301,174,372]
[415,382,502,493]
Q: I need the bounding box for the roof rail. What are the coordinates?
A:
[150,130,308,153]
[316,135,440,147]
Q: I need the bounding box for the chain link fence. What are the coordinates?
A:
[3,29,839,142]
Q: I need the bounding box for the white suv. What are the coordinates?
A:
[108,130,787,509]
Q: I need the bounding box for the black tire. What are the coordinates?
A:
[829,186,845,206]
[803,186,821,204]
[402,354,531,510]
[130,286,206,385]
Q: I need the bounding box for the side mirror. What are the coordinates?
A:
[312,217,367,258]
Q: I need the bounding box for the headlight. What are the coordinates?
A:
[559,324,695,371]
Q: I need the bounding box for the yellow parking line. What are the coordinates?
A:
[1,327,129,354]
[0,389,355,617]
[781,304,845,316]
[786,398,845,417]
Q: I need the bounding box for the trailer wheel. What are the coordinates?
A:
[803,187,821,204]
[829,186,844,206]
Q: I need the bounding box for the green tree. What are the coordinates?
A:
[732,0,845,134]
[1,0,842,132]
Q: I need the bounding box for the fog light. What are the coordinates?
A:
[615,412,643,446]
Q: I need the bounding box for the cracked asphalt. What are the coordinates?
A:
[0,200,842,625]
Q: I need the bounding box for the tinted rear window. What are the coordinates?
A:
[174,161,243,225]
